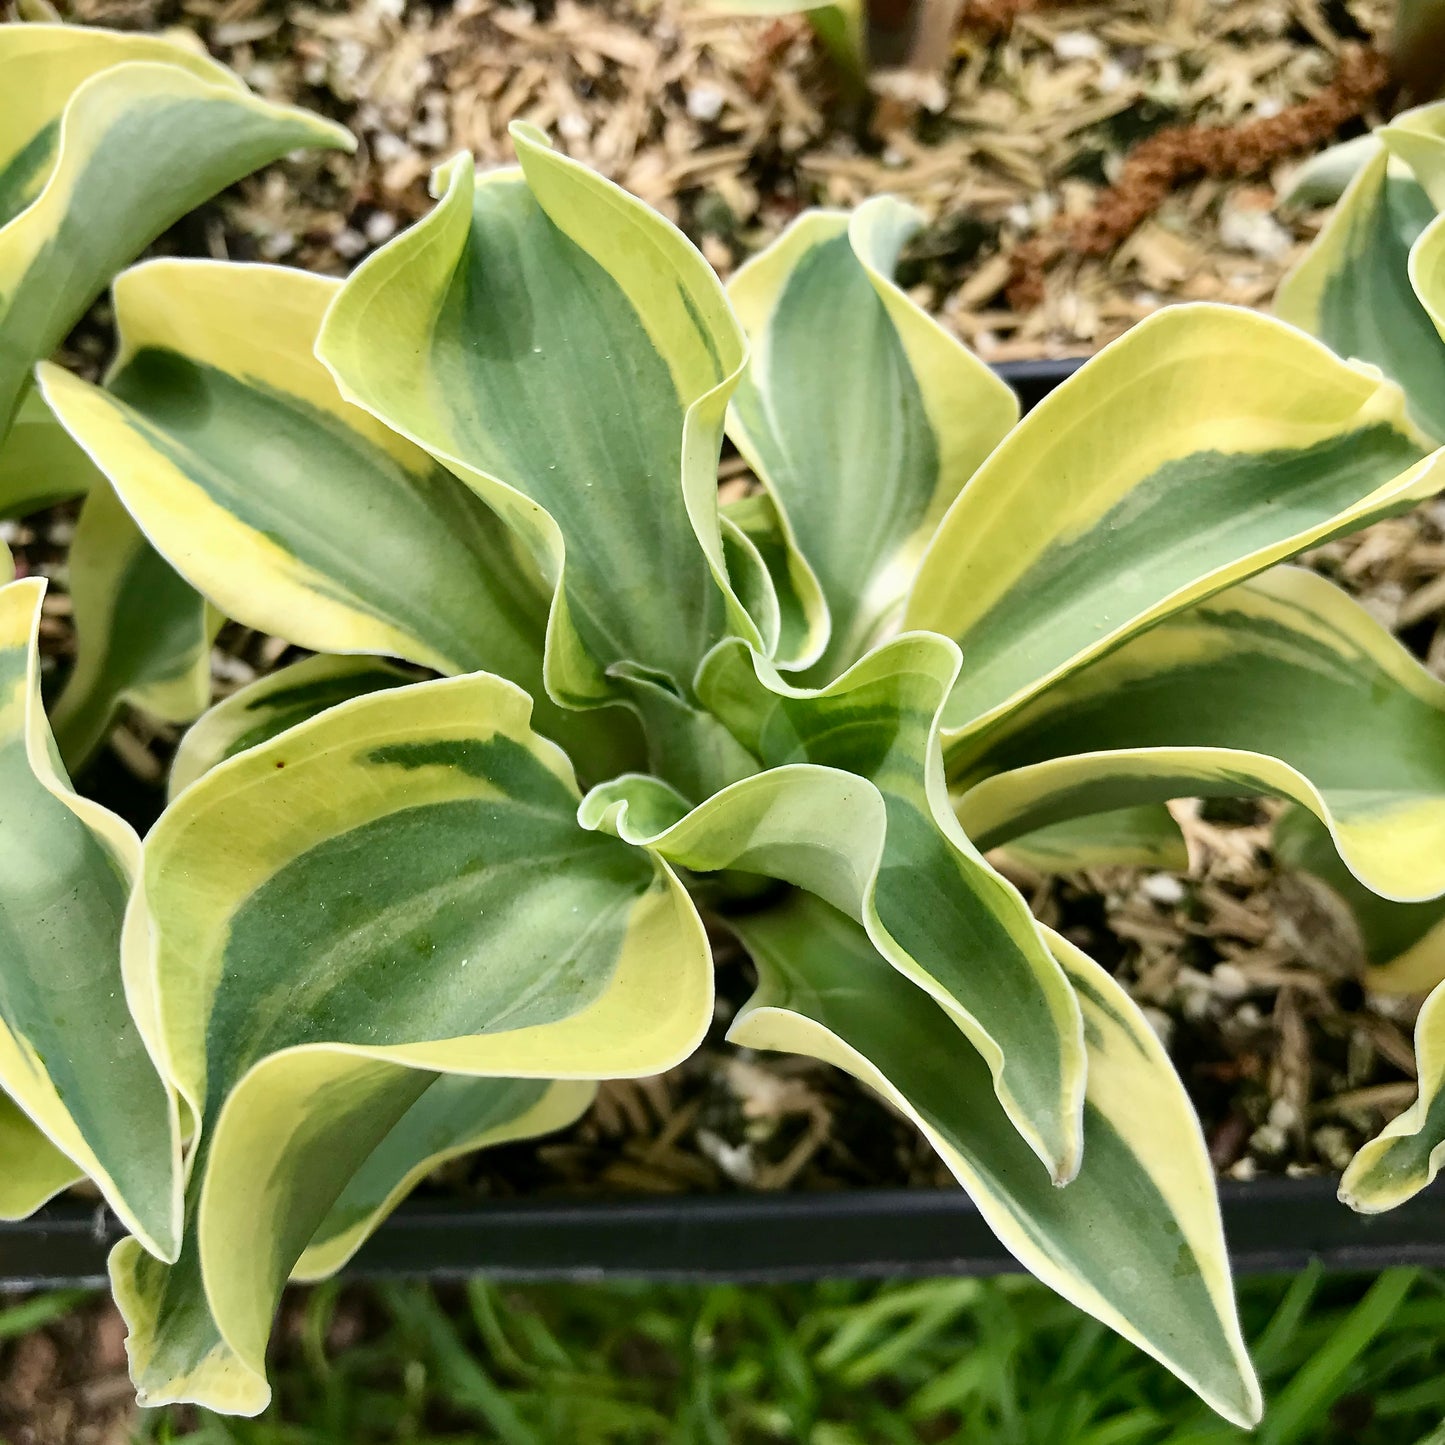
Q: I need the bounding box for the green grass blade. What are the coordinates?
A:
[0,1289,93,1339]
[1258,1269,1419,1445]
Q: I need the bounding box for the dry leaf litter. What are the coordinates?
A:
[3,0,1442,1205]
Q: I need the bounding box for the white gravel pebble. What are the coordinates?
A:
[686,85,725,123]
[1218,204,1294,261]
[364,211,398,245]
[1053,31,1103,60]
[1211,962,1250,1000]
[1141,873,1186,906]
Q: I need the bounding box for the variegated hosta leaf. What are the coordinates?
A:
[952,567,1445,904]
[0,25,223,229]
[38,260,544,678]
[0,385,103,516]
[1279,134,1383,209]
[1273,806,1445,997]
[169,653,415,799]
[0,23,352,438]
[294,1077,594,1282]
[995,806,1188,874]
[112,1061,594,1413]
[1276,110,1445,440]
[1340,978,1445,1212]
[726,199,1016,682]
[606,661,762,804]
[115,671,711,1411]
[1382,101,1445,210]
[727,892,1261,1429]
[1369,109,1445,352]
[49,478,216,770]
[905,304,1436,741]
[1411,210,1445,340]
[318,124,774,717]
[0,578,178,1255]
[38,261,637,775]
[1403,110,1445,344]
[721,490,829,674]
[584,631,1086,1182]
[0,1089,81,1220]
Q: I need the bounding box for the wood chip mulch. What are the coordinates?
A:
[0,1301,133,1445]
[53,0,1394,356]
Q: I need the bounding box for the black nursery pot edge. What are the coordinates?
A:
[6,1177,1444,1290]
[991,355,1088,409]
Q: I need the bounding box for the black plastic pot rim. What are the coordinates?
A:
[4,1175,1444,1291]
[991,355,1086,408]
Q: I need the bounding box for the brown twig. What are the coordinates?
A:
[1005,44,1390,312]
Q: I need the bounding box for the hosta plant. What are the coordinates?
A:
[1275,97,1445,1212]
[23,117,1445,1422]
[1278,100,1445,444]
[0,20,353,764]
[0,20,351,1227]
[1280,10,1445,208]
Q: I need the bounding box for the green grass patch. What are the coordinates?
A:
[114,1267,1445,1444]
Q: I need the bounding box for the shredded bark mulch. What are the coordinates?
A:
[1005,38,1389,308]
[0,1299,133,1445]
[46,0,1396,356]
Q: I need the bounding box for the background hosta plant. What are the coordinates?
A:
[1276,100,1445,442]
[0,18,354,767]
[0,18,354,1240]
[1273,96,1445,1215]
[0,22,599,1421]
[1278,12,1445,209]
[37,119,1445,1425]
